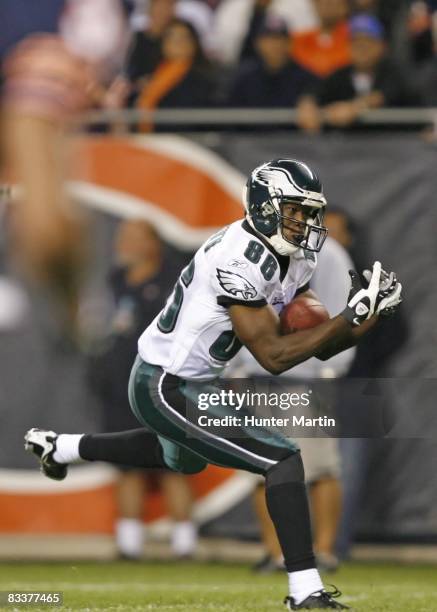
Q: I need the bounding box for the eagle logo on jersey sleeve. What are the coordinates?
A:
[216,269,257,299]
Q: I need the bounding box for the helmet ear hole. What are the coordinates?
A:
[252,213,278,236]
[251,200,279,236]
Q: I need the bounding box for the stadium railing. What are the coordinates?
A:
[77,107,437,129]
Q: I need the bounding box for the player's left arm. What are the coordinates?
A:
[296,287,378,361]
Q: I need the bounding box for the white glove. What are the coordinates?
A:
[342,261,382,326]
[363,267,403,316]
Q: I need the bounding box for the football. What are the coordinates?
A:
[280,295,330,334]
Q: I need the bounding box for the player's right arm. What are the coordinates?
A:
[230,261,402,375]
[229,303,354,375]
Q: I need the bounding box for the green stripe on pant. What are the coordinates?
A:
[128,355,295,475]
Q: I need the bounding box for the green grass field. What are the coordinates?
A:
[0,560,436,611]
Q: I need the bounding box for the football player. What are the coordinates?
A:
[25,159,402,610]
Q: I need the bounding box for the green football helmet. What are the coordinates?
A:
[244,159,328,256]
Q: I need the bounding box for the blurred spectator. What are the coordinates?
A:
[350,0,411,65]
[104,0,177,109]
[127,0,177,77]
[323,207,366,273]
[1,0,127,339]
[106,0,216,109]
[227,16,318,112]
[213,0,318,66]
[321,209,409,560]
[414,44,437,106]
[135,18,214,130]
[299,14,418,132]
[291,0,351,78]
[238,0,282,65]
[127,0,214,53]
[88,219,197,559]
[408,0,435,64]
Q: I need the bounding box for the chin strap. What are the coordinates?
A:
[268,233,299,256]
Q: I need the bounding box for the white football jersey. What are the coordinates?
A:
[138,219,316,380]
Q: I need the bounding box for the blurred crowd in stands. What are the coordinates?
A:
[3,0,437,131]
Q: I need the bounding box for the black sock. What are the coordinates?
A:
[266,481,316,572]
[79,429,167,469]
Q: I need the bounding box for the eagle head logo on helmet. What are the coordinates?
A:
[243,159,328,257]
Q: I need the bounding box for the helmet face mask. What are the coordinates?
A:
[245,159,328,256]
[277,197,327,253]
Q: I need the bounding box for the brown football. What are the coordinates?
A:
[280,296,330,334]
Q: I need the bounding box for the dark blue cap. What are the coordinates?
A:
[350,14,385,39]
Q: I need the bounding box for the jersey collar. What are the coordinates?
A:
[241,219,290,282]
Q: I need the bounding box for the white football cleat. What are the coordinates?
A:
[24,428,67,481]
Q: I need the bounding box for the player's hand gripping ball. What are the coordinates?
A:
[280,296,330,334]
